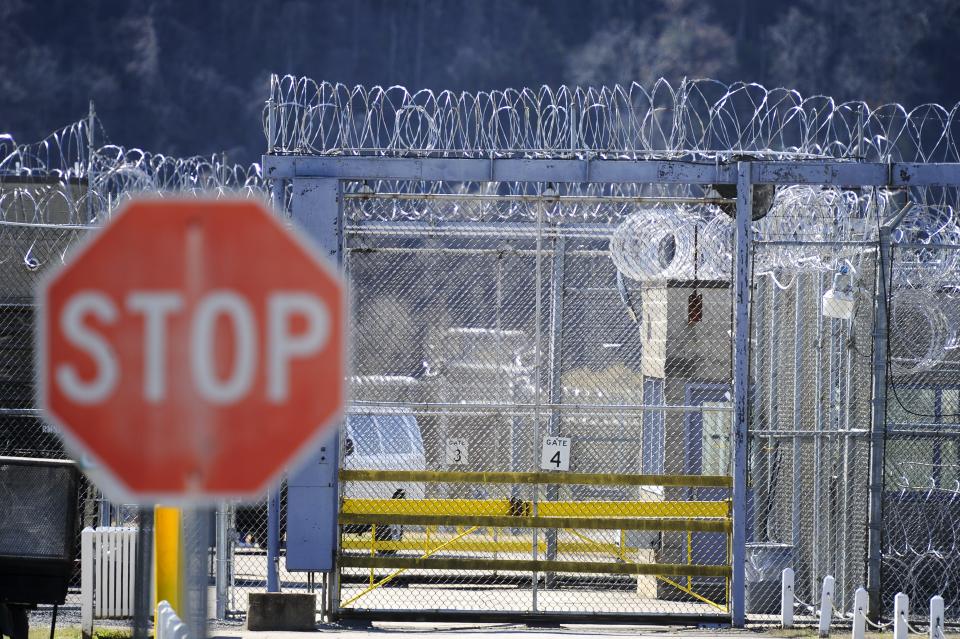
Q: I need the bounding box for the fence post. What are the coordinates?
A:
[215,503,229,619]
[893,592,908,639]
[930,595,944,639]
[543,233,565,588]
[267,84,277,155]
[86,100,96,223]
[866,204,912,619]
[266,168,285,595]
[781,567,794,628]
[133,508,153,639]
[866,223,891,620]
[99,492,112,527]
[81,528,94,639]
[731,161,754,628]
[819,575,835,638]
[852,587,868,639]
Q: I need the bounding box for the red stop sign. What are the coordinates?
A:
[37,199,344,504]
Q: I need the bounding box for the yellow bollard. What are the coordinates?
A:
[154,506,183,616]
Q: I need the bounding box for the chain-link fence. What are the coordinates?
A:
[881,242,960,616]
[2,177,959,624]
[0,220,146,605]
[331,189,734,618]
[745,186,880,621]
[4,75,960,626]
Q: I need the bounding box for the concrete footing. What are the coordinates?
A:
[247,593,316,631]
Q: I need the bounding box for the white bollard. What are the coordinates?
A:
[156,600,189,639]
[930,595,944,639]
[782,567,795,629]
[852,587,868,639]
[894,592,909,639]
[819,575,835,638]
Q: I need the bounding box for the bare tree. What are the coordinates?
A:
[566,0,736,87]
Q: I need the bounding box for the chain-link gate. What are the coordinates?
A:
[331,190,735,620]
[744,186,881,620]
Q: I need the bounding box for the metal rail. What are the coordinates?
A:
[340,512,731,533]
[341,498,730,518]
[341,556,731,577]
[340,469,733,487]
[343,192,734,205]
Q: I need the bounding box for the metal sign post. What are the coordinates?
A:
[132,507,154,639]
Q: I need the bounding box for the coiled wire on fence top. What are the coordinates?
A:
[264,75,960,164]
[0,119,266,225]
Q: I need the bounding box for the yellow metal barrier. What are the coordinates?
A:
[338,472,733,610]
[343,535,620,554]
[341,555,731,578]
[340,511,730,533]
[341,469,732,488]
[342,498,729,519]
[341,525,481,608]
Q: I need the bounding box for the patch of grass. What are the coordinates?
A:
[27,626,133,639]
[763,629,818,639]
[27,627,80,639]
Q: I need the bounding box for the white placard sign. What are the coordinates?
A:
[540,436,571,471]
[446,437,469,465]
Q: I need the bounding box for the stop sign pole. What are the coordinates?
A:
[37,198,345,636]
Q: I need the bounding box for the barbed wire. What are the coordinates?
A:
[882,482,960,614]
[265,75,960,164]
[7,115,959,371]
[0,119,266,226]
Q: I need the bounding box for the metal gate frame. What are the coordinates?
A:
[262,152,960,626]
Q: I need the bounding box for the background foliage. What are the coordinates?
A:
[2,0,958,162]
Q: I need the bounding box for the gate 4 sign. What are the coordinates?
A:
[540,436,571,471]
[37,199,344,504]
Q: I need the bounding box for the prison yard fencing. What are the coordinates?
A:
[2,76,960,627]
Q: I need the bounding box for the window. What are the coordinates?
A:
[348,415,381,456]
[376,415,413,454]
[888,389,935,425]
[701,401,732,476]
[642,378,665,474]
[887,386,960,489]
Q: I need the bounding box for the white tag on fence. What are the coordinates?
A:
[445,438,469,465]
[540,436,571,471]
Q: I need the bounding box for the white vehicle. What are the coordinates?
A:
[342,409,426,541]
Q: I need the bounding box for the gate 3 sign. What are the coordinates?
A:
[36,199,345,504]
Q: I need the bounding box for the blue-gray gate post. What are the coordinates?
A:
[731,161,754,627]
[285,177,343,619]
[266,175,285,594]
